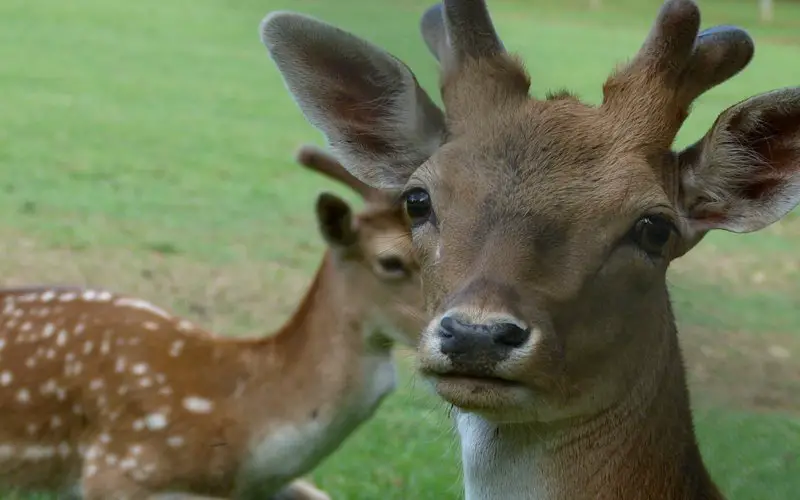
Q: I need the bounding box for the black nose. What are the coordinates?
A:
[438,316,530,355]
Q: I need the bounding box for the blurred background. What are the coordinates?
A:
[0,0,798,498]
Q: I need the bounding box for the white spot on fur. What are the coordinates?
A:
[50,416,62,428]
[21,445,56,460]
[0,371,12,386]
[166,436,184,448]
[82,290,97,301]
[40,290,55,302]
[139,377,152,388]
[74,323,85,334]
[26,423,37,435]
[83,341,93,355]
[99,433,111,444]
[97,291,113,302]
[132,420,145,431]
[145,413,168,430]
[85,464,98,477]
[59,292,77,302]
[21,321,32,331]
[113,298,171,319]
[182,396,213,414]
[100,338,111,355]
[25,358,35,368]
[89,379,104,391]
[40,379,57,394]
[143,321,159,331]
[169,340,184,357]
[16,388,30,404]
[0,338,5,350]
[115,357,126,373]
[120,457,137,470]
[132,363,148,375]
[42,323,55,338]
[129,445,142,456]
[106,454,118,465]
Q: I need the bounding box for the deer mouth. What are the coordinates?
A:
[420,368,531,411]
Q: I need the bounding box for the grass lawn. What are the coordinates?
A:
[1,0,799,498]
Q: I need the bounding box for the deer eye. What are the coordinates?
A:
[631,215,675,255]
[404,188,433,225]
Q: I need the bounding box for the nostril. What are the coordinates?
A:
[437,316,470,354]
[490,323,530,348]
[438,317,456,339]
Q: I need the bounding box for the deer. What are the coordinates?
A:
[0,145,425,499]
[261,0,800,498]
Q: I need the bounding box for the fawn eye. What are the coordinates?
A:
[631,215,675,255]
[375,256,409,279]
[404,188,433,225]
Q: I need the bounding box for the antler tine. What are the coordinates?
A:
[440,0,505,66]
[295,145,376,200]
[679,25,754,103]
[601,0,754,147]
[602,0,700,108]
[421,4,448,63]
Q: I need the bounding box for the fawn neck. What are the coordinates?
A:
[458,320,722,500]
[243,252,391,411]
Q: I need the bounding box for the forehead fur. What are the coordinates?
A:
[430,80,669,221]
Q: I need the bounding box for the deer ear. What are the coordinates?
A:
[261,12,446,190]
[315,193,357,248]
[677,87,800,234]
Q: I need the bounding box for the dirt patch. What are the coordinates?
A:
[0,231,317,336]
[681,326,800,414]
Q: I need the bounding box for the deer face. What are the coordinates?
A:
[298,147,425,348]
[265,0,800,423]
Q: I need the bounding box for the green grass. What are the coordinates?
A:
[1,0,799,498]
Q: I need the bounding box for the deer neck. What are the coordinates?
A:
[458,321,722,500]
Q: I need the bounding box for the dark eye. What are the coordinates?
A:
[376,256,408,277]
[404,188,433,225]
[631,215,675,256]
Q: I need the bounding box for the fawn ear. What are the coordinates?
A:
[261,12,446,190]
[315,192,357,248]
[677,87,800,234]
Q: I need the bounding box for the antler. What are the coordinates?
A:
[295,145,377,200]
[419,1,528,124]
[601,0,754,147]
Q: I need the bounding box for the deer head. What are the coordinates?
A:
[262,0,800,425]
[296,145,423,345]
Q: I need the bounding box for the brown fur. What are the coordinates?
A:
[262,1,800,498]
[0,148,424,499]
